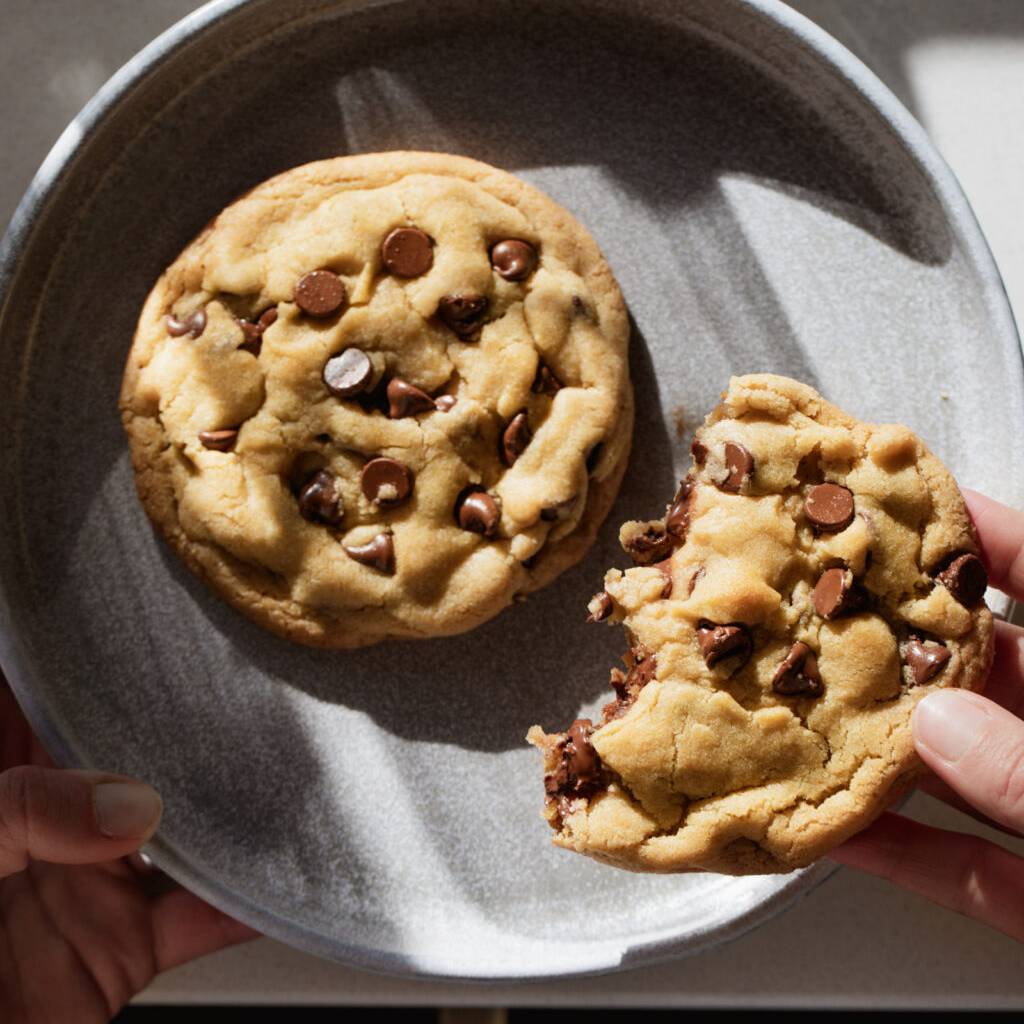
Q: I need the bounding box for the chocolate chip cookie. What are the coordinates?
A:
[120,152,632,647]
[529,374,993,874]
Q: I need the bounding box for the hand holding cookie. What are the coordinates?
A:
[832,490,1024,944]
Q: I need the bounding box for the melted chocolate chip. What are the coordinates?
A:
[295,270,347,318]
[697,621,753,670]
[434,394,457,412]
[587,591,613,623]
[545,718,602,798]
[691,438,708,466]
[805,483,855,532]
[904,638,951,685]
[198,429,237,451]
[603,646,657,720]
[812,567,860,619]
[343,532,395,574]
[501,412,532,466]
[257,307,278,330]
[626,645,657,691]
[456,489,500,537]
[323,348,373,398]
[772,641,822,696]
[532,363,562,396]
[166,308,206,338]
[719,442,754,492]
[622,525,673,565]
[387,378,435,418]
[688,564,706,596]
[361,457,413,506]
[490,239,538,281]
[298,470,344,527]
[381,227,434,277]
[665,478,695,539]
[936,553,988,607]
[566,719,599,777]
[437,293,488,338]
[654,557,674,598]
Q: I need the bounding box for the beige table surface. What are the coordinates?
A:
[2,0,1023,1009]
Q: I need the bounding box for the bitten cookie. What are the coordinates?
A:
[529,374,993,874]
[120,152,632,647]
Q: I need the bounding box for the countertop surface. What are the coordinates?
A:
[2,0,1023,1010]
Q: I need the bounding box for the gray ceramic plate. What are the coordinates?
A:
[0,0,1021,981]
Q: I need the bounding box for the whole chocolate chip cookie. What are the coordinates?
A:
[120,152,632,647]
[529,374,993,874]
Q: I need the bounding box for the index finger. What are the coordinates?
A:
[962,490,1024,603]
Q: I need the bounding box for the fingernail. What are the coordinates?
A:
[914,690,990,762]
[94,782,163,838]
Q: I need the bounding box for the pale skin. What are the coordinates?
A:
[0,494,1021,1021]
[0,684,257,1022]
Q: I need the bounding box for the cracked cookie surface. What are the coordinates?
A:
[119,152,632,647]
[529,375,993,874]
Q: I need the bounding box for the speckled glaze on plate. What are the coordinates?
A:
[0,0,1020,981]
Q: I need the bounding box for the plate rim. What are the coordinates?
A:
[0,0,1018,982]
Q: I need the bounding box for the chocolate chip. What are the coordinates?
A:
[936,553,988,607]
[654,557,673,598]
[688,565,706,596]
[166,308,206,338]
[257,307,278,330]
[626,646,657,691]
[490,239,538,281]
[381,227,434,278]
[904,638,951,685]
[434,394,457,413]
[295,270,347,318]
[566,719,599,780]
[387,378,435,418]
[603,647,658,721]
[697,621,753,670]
[238,319,263,355]
[198,428,237,451]
[772,642,822,696]
[437,293,488,338]
[622,524,673,565]
[691,438,708,466]
[545,718,601,798]
[456,489,500,537]
[323,348,373,398]
[719,442,754,492]
[298,470,344,527]
[343,532,395,574]
[532,363,562,395]
[805,483,855,532]
[666,478,695,539]
[587,591,613,623]
[812,567,860,619]
[501,412,532,466]
[361,457,413,506]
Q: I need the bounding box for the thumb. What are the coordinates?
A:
[0,765,163,878]
[913,689,1024,834]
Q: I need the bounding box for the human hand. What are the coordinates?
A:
[0,679,258,1022]
[831,489,1024,943]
